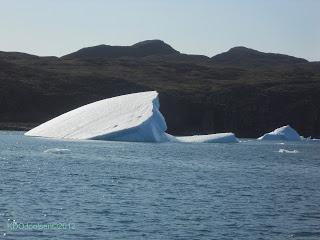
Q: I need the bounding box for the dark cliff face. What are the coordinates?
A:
[0,41,320,137]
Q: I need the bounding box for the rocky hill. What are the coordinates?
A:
[62,40,179,59]
[0,40,319,138]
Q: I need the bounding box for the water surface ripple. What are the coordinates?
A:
[1,131,320,239]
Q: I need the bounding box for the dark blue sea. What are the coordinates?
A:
[1,131,320,239]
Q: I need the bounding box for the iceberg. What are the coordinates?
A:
[175,133,238,143]
[258,125,302,141]
[25,91,239,143]
[278,148,299,154]
[26,91,169,142]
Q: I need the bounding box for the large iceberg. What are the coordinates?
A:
[26,91,168,142]
[258,125,302,141]
[25,91,238,143]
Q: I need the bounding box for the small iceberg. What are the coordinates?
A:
[25,91,238,143]
[278,149,299,154]
[258,125,302,141]
[175,133,238,143]
[303,137,320,142]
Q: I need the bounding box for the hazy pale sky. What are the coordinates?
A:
[1,0,319,60]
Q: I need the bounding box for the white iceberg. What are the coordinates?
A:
[25,91,238,143]
[175,133,238,143]
[278,148,299,154]
[26,91,168,142]
[258,125,302,141]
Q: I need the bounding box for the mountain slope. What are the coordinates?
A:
[211,46,308,66]
[62,40,179,59]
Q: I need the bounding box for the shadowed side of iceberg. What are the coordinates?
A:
[90,98,169,142]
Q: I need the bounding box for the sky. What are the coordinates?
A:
[0,0,319,60]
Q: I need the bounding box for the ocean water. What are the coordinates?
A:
[1,131,320,240]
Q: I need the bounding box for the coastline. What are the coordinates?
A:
[0,122,37,131]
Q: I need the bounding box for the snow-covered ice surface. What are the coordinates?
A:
[258,125,302,141]
[25,91,239,143]
[175,133,238,143]
[26,91,169,142]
